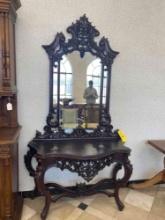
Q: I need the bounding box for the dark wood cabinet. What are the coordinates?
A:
[0,127,22,220]
[0,1,22,219]
[0,0,21,127]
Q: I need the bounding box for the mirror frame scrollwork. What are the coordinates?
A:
[37,15,120,140]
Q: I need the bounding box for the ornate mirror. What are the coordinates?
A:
[41,15,119,138]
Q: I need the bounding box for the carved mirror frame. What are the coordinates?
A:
[36,15,119,140]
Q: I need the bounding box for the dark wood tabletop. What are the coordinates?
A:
[30,140,130,160]
[148,140,165,154]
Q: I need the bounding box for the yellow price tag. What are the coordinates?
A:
[117,129,127,143]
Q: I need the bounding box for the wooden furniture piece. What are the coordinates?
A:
[0,127,22,220]
[0,0,23,219]
[130,140,165,189]
[26,139,132,220]
[24,15,132,220]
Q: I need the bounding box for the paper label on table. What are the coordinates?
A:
[118,129,127,143]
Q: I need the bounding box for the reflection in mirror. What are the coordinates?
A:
[61,108,78,129]
[53,52,108,129]
[87,58,101,104]
[53,56,72,105]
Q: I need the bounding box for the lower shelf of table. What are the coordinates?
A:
[37,178,128,220]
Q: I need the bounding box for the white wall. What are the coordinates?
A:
[16,0,165,191]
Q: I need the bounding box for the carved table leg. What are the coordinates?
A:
[112,163,122,181]
[112,158,132,211]
[130,170,165,189]
[35,158,51,220]
[114,186,124,210]
[41,192,51,220]
[129,156,165,189]
[112,163,124,210]
[24,147,36,177]
[24,146,40,198]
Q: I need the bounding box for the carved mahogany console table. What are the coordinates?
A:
[25,139,132,220]
[24,15,133,220]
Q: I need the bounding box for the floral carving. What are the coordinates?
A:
[53,157,113,182]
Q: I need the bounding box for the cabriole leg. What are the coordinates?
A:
[35,158,51,220]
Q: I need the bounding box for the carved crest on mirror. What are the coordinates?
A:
[36,15,120,140]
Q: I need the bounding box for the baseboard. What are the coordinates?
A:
[21,178,164,199]
[128,179,165,186]
[127,179,147,185]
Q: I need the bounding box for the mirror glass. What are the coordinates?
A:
[53,52,108,129]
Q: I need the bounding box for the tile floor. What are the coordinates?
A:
[21,185,165,220]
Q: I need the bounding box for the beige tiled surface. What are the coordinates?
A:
[21,185,165,220]
[117,203,149,220]
[65,208,83,220]
[89,194,118,218]
[150,188,165,219]
[21,205,37,220]
[125,189,154,211]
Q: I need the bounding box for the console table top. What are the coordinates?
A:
[30,140,130,160]
[148,140,165,154]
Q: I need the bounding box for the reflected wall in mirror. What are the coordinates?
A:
[43,15,119,134]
